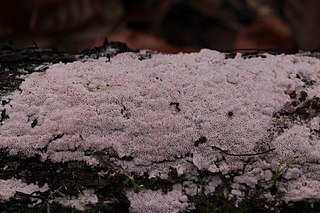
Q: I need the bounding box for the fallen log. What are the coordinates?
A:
[1,44,320,212]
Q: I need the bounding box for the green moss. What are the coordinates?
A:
[92,202,113,213]
[41,184,70,213]
[269,156,303,195]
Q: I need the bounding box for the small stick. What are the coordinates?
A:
[211,146,276,157]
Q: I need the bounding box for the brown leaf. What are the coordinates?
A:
[234,16,293,50]
[284,0,320,50]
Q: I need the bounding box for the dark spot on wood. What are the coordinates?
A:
[225,53,236,59]
[270,183,278,195]
[169,102,181,113]
[302,78,316,86]
[300,91,308,101]
[138,52,152,61]
[291,100,299,107]
[289,91,296,99]
[31,119,38,128]
[311,96,320,110]
[241,52,266,59]
[227,111,234,117]
[282,102,296,114]
[161,186,168,195]
[1,109,10,122]
[194,136,207,146]
[1,99,10,106]
[304,100,311,108]
[52,132,65,141]
[296,108,309,119]
[168,167,178,179]
[120,156,134,161]
[120,105,131,119]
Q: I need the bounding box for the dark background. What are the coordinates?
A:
[0,0,319,53]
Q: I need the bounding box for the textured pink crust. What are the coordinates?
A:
[126,184,189,213]
[1,50,320,207]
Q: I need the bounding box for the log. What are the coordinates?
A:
[1,43,320,212]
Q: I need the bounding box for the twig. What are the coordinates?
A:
[211,146,275,157]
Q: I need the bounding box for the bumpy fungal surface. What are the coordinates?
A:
[1,49,320,211]
[0,178,48,202]
[126,184,189,213]
[55,189,98,211]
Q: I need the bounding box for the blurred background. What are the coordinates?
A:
[0,0,319,53]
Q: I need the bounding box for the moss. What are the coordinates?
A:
[91,202,113,213]
[190,175,268,213]
[269,156,303,195]
[189,174,320,213]
[280,200,320,213]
